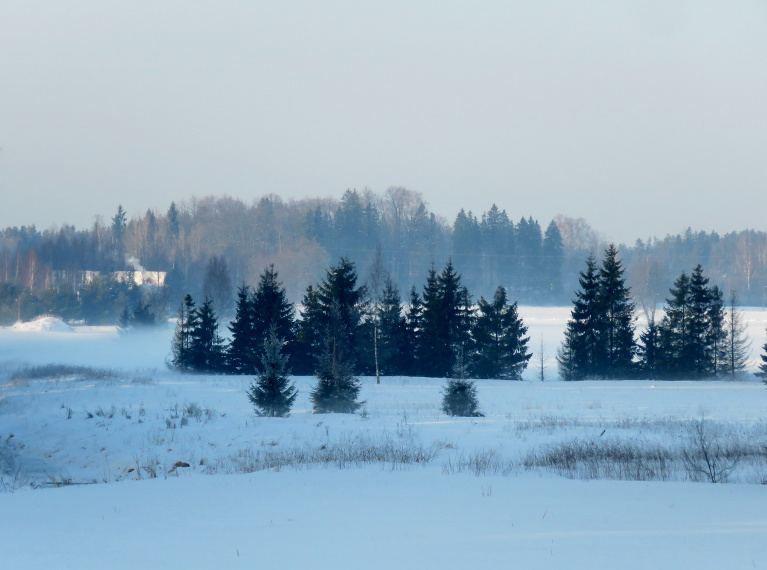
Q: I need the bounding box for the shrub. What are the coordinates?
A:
[442,378,483,417]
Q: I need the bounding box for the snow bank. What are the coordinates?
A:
[12,316,73,332]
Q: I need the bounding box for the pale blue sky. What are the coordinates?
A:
[1,1,766,243]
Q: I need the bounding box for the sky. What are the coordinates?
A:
[1,1,766,244]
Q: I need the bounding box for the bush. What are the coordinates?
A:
[681,418,739,483]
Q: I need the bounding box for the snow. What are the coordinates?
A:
[2,470,766,569]
[1,307,767,568]
[12,315,73,333]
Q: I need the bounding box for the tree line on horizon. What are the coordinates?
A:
[2,188,767,327]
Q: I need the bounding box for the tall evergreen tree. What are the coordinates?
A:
[656,265,726,379]
[170,294,198,371]
[378,277,407,376]
[596,244,636,378]
[334,189,365,260]
[247,325,297,417]
[418,265,444,376]
[480,205,514,294]
[251,264,295,363]
[452,209,482,293]
[759,330,767,381]
[471,286,531,379]
[189,297,225,373]
[707,285,727,376]
[723,290,750,378]
[516,216,543,299]
[166,201,180,239]
[401,286,422,376]
[419,260,472,377]
[293,258,367,375]
[112,205,127,246]
[686,265,713,377]
[542,220,564,298]
[227,284,256,373]
[316,257,367,366]
[294,284,323,375]
[657,271,691,378]
[557,255,602,380]
[637,316,660,379]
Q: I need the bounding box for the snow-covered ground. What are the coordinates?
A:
[2,307,767,568]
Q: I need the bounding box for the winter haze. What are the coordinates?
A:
[1,1,766,243]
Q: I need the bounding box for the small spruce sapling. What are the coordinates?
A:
[247,325,297,417]
[311,301,363,414]
[442,348,483,417]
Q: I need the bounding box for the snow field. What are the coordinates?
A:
[3,468,767,569]
[2,306,767,568]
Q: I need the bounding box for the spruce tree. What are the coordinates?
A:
[247,325,297,417]
[189,297,225,373]
[759,332,767,381]
[706,285,727,376]
[471,286,531,379]
[170,294,198,371]
[596,244,636,379]
[419,260,472,378]
[227,284,256,374]
[452,209,482,294]
[657,271,690,378]
[637,316,660,379]
[401,286,422,376]
[542,220,564,298]
[418,265,445,377]
[723,290,751,378]
[686,265,712,377]
[480,205,515,295]
[294,284,324,375]
[557,255,602,380]
[378,277,407,376]
[516,216,543,300]
[251,265,295,364]
[315,258,367,370]
[131,300,156,327]
[656,265,726,379]
[311,301,363,413]
[442,348,482,417]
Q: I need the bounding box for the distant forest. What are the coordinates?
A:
[1,186,766,325]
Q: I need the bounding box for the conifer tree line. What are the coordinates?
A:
[559,245,752,381]
[5,189,767,326]
[171,258,533,381]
